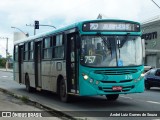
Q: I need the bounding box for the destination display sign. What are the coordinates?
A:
[82,22,140,32]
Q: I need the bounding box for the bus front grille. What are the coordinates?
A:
[98,85,135,92]
[101,79,133,83]
[94,69,138,75]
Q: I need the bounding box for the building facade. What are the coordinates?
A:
[13,32,28,42]
[142,17,160,68]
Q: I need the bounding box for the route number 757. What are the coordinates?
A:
[85,56,96,63]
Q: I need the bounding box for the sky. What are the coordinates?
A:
[0,0,160,57]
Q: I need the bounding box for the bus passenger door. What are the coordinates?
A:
[18,45,24,83]
[66,33,78,94]
[35,41,42,88]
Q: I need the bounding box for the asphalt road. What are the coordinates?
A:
[0,71,160,120]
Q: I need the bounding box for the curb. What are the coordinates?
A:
[0,87,76,120]
[0,69,13,73]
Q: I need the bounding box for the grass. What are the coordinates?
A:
[20,96,29,103]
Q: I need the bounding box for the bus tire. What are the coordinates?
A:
[106,94,119,101]
[59,79,69,102]
[25,74,32,92]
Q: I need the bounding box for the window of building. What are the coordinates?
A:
[53,34,64,59]
[43,37,52,59]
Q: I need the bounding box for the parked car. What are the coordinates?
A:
[144,68,160,90]
[144,66,153,73]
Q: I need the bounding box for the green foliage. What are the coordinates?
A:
[0,58,7,68]
[21,96,29,103]
[7,54,12,60]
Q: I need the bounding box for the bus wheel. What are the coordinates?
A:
[25,74,32,92]
[59,79,69,102]
[106,94,119,101]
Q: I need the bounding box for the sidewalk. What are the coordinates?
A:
[0,90,61,120]
[0,69,63,120]
[0,68,13,72]
[0,68,77,120]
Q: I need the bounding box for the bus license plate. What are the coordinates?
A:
[112,86,122,91]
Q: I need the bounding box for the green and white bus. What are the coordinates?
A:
[14,19,145,102]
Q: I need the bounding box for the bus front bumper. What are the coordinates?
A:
[79,77,144,96]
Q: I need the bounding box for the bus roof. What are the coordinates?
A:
[14,19,140,45]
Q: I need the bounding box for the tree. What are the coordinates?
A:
[0,58,7,68]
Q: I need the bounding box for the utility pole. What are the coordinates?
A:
[6,37,8,71]
[34,20,39,35]
[26,20,39,35]
[0,37,9,71]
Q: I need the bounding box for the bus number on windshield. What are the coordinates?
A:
[85,56,96,63]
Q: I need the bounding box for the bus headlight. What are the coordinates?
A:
[82,74,89,80]
[134,73,145,82]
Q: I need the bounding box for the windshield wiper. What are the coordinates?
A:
[97,32,110,49]
[97,32,117,59]
[116,37,121,59]
[120,33,130,48]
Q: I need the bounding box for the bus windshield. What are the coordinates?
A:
[80,35,143,67]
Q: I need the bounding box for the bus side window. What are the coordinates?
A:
[24,43,28,61]
[43,37,52,59]
[28,41,34,60]
[53,34,64,59]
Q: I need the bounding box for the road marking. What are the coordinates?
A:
[2,76,8,78]
[120,96,133,99]
[121,97,160,105]
[0,76,13,78]
[146,101,160,105]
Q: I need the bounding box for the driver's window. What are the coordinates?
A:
[155,70,160,76]
[149,69,156,75]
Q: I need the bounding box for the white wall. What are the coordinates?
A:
[13,32,27,42]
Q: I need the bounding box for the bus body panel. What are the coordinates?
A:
[40,60,66,92]
[23,61,35,87]
[41,61,51,91]
[79,65,144,96]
